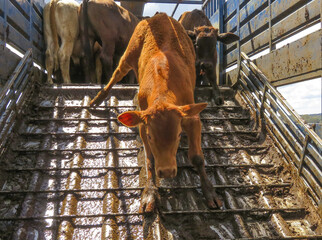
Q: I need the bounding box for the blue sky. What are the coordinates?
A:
[143,3,201,19]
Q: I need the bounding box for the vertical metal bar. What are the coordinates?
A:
[171,0,182,18]
[218,0,224,85]
[260,83,268,118]
[3,0,7,48]
[236,0,241,84]
[29,0,33,49]
[299,134,310,175]
[268,0,274,51]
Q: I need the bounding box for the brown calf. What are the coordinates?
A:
[179,9,239,105]
[90,13,223,212]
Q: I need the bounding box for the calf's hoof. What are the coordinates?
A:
[215,96,224,106]
[139,185,160,214]
[202,186,223,209]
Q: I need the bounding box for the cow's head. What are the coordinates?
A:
[117,102,207,178]
[187,26,239,73]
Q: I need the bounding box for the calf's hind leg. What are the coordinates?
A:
[182,116,223,209]
[58,40,73,83]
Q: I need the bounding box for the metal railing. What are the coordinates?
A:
[236,51,322,208]
[0,48,35,156]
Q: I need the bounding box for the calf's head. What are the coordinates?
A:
[188,26,239,73]
[117,103,207,178]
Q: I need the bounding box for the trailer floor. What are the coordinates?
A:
[0,84,321,239]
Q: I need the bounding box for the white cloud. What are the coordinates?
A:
[277,78,322,115]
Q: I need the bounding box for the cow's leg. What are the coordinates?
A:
[139,124,159,214]
[95,54,102,84]
[58,40,74,84]
[93,43,102,84]
[206,69,224,106]
[45,49,54,84]
[100,42,115,82]
[182,116,223,209]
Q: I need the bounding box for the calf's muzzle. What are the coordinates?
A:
[157,167,177,178]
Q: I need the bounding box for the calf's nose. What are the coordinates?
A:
[157,167,177,178]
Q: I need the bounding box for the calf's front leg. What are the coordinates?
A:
[182,116,223,209]
[139,124,159,214]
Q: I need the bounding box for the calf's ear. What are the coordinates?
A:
[217,32,239,44]
[186,30,196,43]
[118,111,143,127]
[179,103,208,117]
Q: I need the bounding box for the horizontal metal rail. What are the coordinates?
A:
[0,208,305,221]
[236,237,322,240]
[35,105,241,110]
[0,49,34,154]
[13,145,268,152]
[20,130,259,137]
[26,116,250,122]
[0,183,291,195]
[237,52,322,205]
[3,164,274,172]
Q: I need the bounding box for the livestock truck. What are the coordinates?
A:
[0,0,321,239]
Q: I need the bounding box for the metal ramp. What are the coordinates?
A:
[0,83,321,239]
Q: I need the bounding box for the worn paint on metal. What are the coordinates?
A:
[255,29,321,85]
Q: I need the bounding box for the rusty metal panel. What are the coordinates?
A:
[0,47,21,84]
[32,5,42,34]
[225,0,267,33]
[7,23,30,52]
[10,0,31,17]
[224,0,238,20]
[33,0,45,14]
[210,10,219,28]
[225,0,320,67]
[0,18,4,41]
[225,0,310,45]
[271,0,308,19]
[6,0,30,39]
[31,27,43,49]
[271,0,320,39]
[254,29,321,86]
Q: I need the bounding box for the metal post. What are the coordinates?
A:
[3,0,8,49]
[171,0,182,17]
[268,0,275,52]
[218,0,224,85]
[29,0,33,49]
[236,0,241,85]
[260,83,268,118]
[299,134,310,175]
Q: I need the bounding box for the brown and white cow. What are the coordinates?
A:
[179,9,239,105]
[44,0,102,84]
[90,13,223,212]
[80,0,140,84]
[44,0,79,84]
